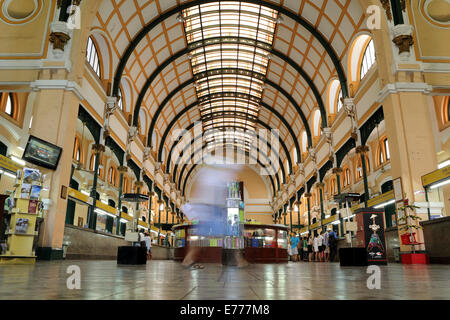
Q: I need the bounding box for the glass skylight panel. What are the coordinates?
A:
[182,2,278,150]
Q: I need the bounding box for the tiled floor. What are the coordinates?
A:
[0,260,449,300]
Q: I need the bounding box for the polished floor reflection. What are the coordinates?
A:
[0,260,449,300]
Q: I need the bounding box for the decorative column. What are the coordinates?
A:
[317,182,326,232]
[116,165,127,235]
[332,167,344,236]
[87,143,104,230]
[304,193,312,227]
[356,145,370,207]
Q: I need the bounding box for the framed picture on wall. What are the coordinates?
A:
[393,177,403,202]
[396,201,406,225]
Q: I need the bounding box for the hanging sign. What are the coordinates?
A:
[421,166,450,187]
[0,154,22,173]
[122,193,150,202]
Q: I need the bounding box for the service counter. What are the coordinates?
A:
[173,223,289,263]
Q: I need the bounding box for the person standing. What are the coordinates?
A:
[298,236,303,262]
[144,231,152,260]
[290,233,299,262]
[302,237,308,261]
[313,234,320,262]
[307,235,314,262]
[323,229,330,262]
[317,232,324,262]
[328,229,338,262]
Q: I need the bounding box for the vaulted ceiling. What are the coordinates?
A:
[92,0,367,189]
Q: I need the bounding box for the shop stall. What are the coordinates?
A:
[173,223,289,263]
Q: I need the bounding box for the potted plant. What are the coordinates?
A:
[397,203,429,264]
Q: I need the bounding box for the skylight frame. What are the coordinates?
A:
[182,1,278,150]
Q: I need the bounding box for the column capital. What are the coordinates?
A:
[92,144,105,154]
[297,162,304,172]
[163,173,170,184]
[356,145,370,155]
[127,126,138,144]
[118,165,128,174]
[49,21,71,55]
[154,162,163,176]
[106,96,118,116]
[304,193,312,198]
[289,174,296,186]
[344,97,356,116]
[143,147,152,162]
[322,127,333,144]
[134,181,144,189]
[316,182,325,189]
[332,167,343,174]
[392,24,414,59]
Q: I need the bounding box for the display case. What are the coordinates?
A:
[244,224,289,263]
[173,224,223,263]
[173,223,289,263]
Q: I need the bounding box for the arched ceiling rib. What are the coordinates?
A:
[93,0,366,176]
[147,78,312,159]
[178,145,280,197]
[105,0,358,99]
[158,96,301,165]
[169,120,291,185]
[135,46,319,152]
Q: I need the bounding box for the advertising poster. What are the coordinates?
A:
[363,211,387,265]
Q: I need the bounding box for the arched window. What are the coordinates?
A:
[86,36,101,78]
[356,155,370,179]
[108,167,116,186]
[1,93,16,118]
[123,177,128,193]
[329,178,336,196]
[117,87,124,111]
[301,131,308,154]
[90,154,96,171]
[293,148,297,164]
[286,160,290,175]
[313,110,321,137]
[152,132,158,151]
[89,154,102,175]
[378,138,391,165]
[446,97,450,123]
[161,147,166,163]
[337,89,343,112]
[346,168,351,186]
[384,138,390,161]
[360,39,376,80]
[73,137,82,162]
[356,157,363,179]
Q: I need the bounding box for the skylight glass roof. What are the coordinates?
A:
[182,1,278,150]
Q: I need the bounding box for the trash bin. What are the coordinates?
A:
[393,247,400,263]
